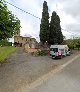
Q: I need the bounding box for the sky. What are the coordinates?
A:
[6,0,80,42]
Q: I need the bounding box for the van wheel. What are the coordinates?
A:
[60,55,62,59]
[52,56,55,59]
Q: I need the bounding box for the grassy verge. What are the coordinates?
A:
[0,46,16,63]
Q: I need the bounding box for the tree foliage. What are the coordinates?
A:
[0,0,20,40]
[49,11,63,44]
[64,38,80,49]
[40,1,49,44]
[40,1,63,45]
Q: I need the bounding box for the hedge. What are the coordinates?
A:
[0,40,12,46]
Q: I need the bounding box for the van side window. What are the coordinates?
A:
[59,49,64,51]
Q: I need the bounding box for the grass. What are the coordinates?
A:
[0,46,16,63]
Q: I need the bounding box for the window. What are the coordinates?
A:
[22,37,23,40]
[30,39,31,41]
[59,49,64,51]
[50,48,58,52]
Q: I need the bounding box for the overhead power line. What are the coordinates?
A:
[5,1,41,20]
[62,28,80,36]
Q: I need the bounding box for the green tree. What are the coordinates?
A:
[40,1,49,44]
[49,11,63,44]
[0,0,20,40]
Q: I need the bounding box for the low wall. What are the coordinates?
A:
[24,43,39,53]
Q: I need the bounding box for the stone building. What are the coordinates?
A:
[14,31,38,48]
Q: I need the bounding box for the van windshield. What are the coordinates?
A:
[50,48,58,52]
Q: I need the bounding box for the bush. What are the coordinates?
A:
[0,40,12,46]
[37,50,49,56]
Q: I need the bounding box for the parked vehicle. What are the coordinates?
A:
[50,45,70,59]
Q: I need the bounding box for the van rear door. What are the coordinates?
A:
[50,48,58,56]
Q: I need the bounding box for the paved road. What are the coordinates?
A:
[31,57,80,92]
[0,48,80,92]
[0,48,58,92]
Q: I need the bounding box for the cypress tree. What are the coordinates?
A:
[49,11,63,44]
[40,1,49,44]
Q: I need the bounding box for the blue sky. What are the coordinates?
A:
[6,0,80,42]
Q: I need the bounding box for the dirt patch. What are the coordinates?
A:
[51,64,60,69]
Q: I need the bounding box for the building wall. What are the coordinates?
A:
[14,36,38,48]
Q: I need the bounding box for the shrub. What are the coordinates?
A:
[37,50,49,56]
[0,40,12,46]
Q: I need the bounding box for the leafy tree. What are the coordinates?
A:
[0,0,20,40]
[49,11,63,44]
[64,38,80,50]
[40,1,49,44]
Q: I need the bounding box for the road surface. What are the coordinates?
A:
[31,57,80,92]
[0,48,80,92]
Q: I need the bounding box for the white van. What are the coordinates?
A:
[50,45,70,59]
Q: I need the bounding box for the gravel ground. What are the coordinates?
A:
[0,48,80,92]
